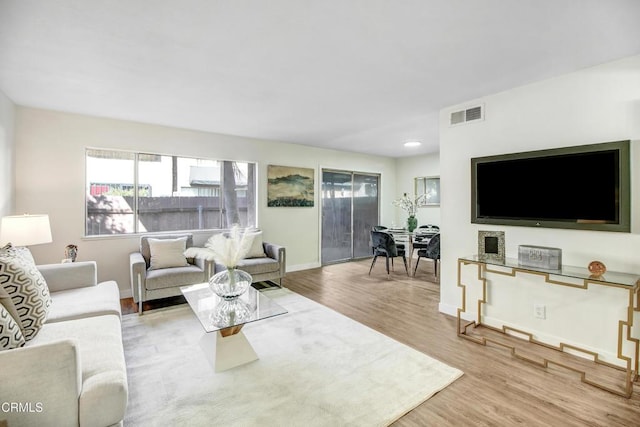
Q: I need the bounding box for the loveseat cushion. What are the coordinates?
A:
[145,265,205,290]
[148,237,189,270]
[218,257,280,276]
[245,230,267,258]
[27,315,128,427]
[0,303,24,350]
[47,280,122,323]
[140,234,194,269]
[0,245,51,340]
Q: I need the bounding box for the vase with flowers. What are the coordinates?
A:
[392,193,425,232]
[205,225,254,300]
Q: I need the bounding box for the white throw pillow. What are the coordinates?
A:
[148,237,189,270]
[244,231,266,259]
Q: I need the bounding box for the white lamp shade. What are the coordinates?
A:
[0,214,53,246]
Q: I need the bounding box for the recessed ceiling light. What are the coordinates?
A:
[404,141,421,147]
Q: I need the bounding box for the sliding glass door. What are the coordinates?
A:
[321,171,352,264]
[321,170,379,264]
[352,173,380,258]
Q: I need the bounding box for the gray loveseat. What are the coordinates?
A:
[130,233,286,314]
[0,261,128,427]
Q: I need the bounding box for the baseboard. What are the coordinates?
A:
[287,262,321,272]
[119,288,133,299]
[438,301,459,317]
[439,304,624,368]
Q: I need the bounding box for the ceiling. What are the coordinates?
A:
[1,1,640,158]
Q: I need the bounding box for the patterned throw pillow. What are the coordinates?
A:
[0,303,25,350]
[0,243,35,264]
[0,245,51,341]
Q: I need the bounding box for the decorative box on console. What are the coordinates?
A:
[518,245,562,270]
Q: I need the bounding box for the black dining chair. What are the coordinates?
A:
[413,233,440,278]
[369,230,409,277]
[371,225,405,249]
[411,224,439,258]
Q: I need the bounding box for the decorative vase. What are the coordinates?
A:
[407,216,418,232]
[210,299,252,328]
[209,267,252,301]
[64,244,78,262]
[588,260,606,277]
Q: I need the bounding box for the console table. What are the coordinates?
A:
[457,255,640,397]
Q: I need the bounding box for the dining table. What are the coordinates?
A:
[387,228,437,273]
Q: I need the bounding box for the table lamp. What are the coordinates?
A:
[0,214,53,247]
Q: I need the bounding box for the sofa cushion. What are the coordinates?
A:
[0,339,82,427]
[0,303,25,350]
[28,315,128,427]
[148,237,189,270]
[0,246,51,340]
[47,281,122,323]
[145,265,205,290]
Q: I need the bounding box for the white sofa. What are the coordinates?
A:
[0,261,128,427]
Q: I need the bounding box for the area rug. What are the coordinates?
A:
[121,288,463,426]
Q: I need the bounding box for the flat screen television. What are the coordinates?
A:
[471,140,630,232]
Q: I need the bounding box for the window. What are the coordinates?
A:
[85,149,257,236]
[414,176,440,206]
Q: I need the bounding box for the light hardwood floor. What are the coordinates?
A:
[282,259,640,426]
[120,258,639,425]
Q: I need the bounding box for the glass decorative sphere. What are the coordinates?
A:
[209,268,252,300]
[210,299,252,328]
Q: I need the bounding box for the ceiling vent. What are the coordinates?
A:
[450,104,484,126]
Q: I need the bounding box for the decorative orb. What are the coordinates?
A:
[588,261,606,276]
[209,268,252,300]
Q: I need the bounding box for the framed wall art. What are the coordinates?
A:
[478,230,505,262]
[267,165,315,207]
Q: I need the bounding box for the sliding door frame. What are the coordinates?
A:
[320,168,380,265]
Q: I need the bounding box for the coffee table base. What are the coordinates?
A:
[199,330,259,372]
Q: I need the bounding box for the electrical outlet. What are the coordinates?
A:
[533,303,546,319]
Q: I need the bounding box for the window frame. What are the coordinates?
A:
[84,148,258,237]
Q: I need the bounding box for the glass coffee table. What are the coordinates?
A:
[181,283,288,372]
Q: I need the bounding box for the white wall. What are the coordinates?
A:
[0,90,15,218]
[13,107,398,297]
[439,54,640,365]
[395,153,440,228]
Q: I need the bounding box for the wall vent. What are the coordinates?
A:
[450,104,484,126]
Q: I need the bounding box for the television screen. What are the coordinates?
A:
[471,140,630,232]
